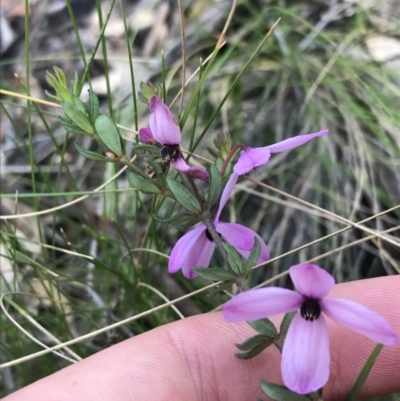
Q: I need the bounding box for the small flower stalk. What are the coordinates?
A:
[223,264,398,395]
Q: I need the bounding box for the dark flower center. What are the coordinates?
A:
[205,229,221,242]
[161,145,181,162]
[300,299,321,321]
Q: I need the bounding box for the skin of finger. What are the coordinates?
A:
[4,275,400,401]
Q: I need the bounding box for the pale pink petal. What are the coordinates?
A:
[282,313,330,394]
[171,157,209,182]
[266,130,329,153]
[234,147,271,175]
[214,173,239,223]
[217,222,270,263]
[169,225,215,279]
[138,127,154,144]
[321,298,398,346]
[289,264,335,299]
[149,96,181,145]
[222,288,303,322]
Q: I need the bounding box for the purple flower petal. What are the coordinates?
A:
[171,157,209,182]
[234,147,271,175]
[138,127,155,144]
[214,173,239,223]
[289,264,335,299]
[282,313,330,394]
[321,298,398,346]
[223,288,303,322]
[266,130,329,153]
[216,222,258,251]
[168,225,215,279]
[149,96,181,145]
[217,222,270,263]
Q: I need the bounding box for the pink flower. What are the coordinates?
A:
[169,173,270,279]
[223,264,398,394]
[234,130,329,175]
[139,96,209,181]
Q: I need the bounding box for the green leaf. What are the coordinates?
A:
[260,382,309,401]
[46,67,73,102]
[207,164,222,209]
[147,159,164,175]
[248,318,277,337]
[75,142,114,162]
[244,237,261,272]
[206,280,234,298]
[222,242,243,274]
[95,114,124,156]
[234,339,273,359]
[215,157,224,172]
[54,66,67,87]
[166,177,202,213]
[58,116,86,134]
[280,312,296,337]
[127,171,160,194]
[344,344,384,401]
[220,133,232,159]
[62,101,94,134]
[138,81,162,103]
[72,95,87,115]
[71,71,81,97]
[192,267,235,281]
[135,144,161,155]
[235,334,273,351]
[153,212,199,231]
[88,89,99,124]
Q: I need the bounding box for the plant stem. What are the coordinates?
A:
[120,155,149,179]
[220,143,246,176]
[202,217,227,260]
[180,173,202,205]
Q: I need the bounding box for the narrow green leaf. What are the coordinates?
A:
[244,237,261,272]
[280,312,296,337]
[222,242,243,274]
[127,171,160,194]
[235,334,273,351]
[62,101,94,134]
[75,142,113,162]
[72,71,81,96]
[135,144,161,155]
[54,66,67,87]
[152,214,173,224]
[206,280,234,298]
[88,89,100,123]
[153,212,199,231]
[58,116,86,134]
[235,340,273,359]
[207,164,222,209]
[260,382,309,401]
[220,133,232,158]
[147,159,164,175]
[344,344,384,401]
[166,177,201,213]
[72,95,87,115]
[95,114,123,156]
[215,157,224,172]
[248,318,277,337]
[192,267,235,281]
